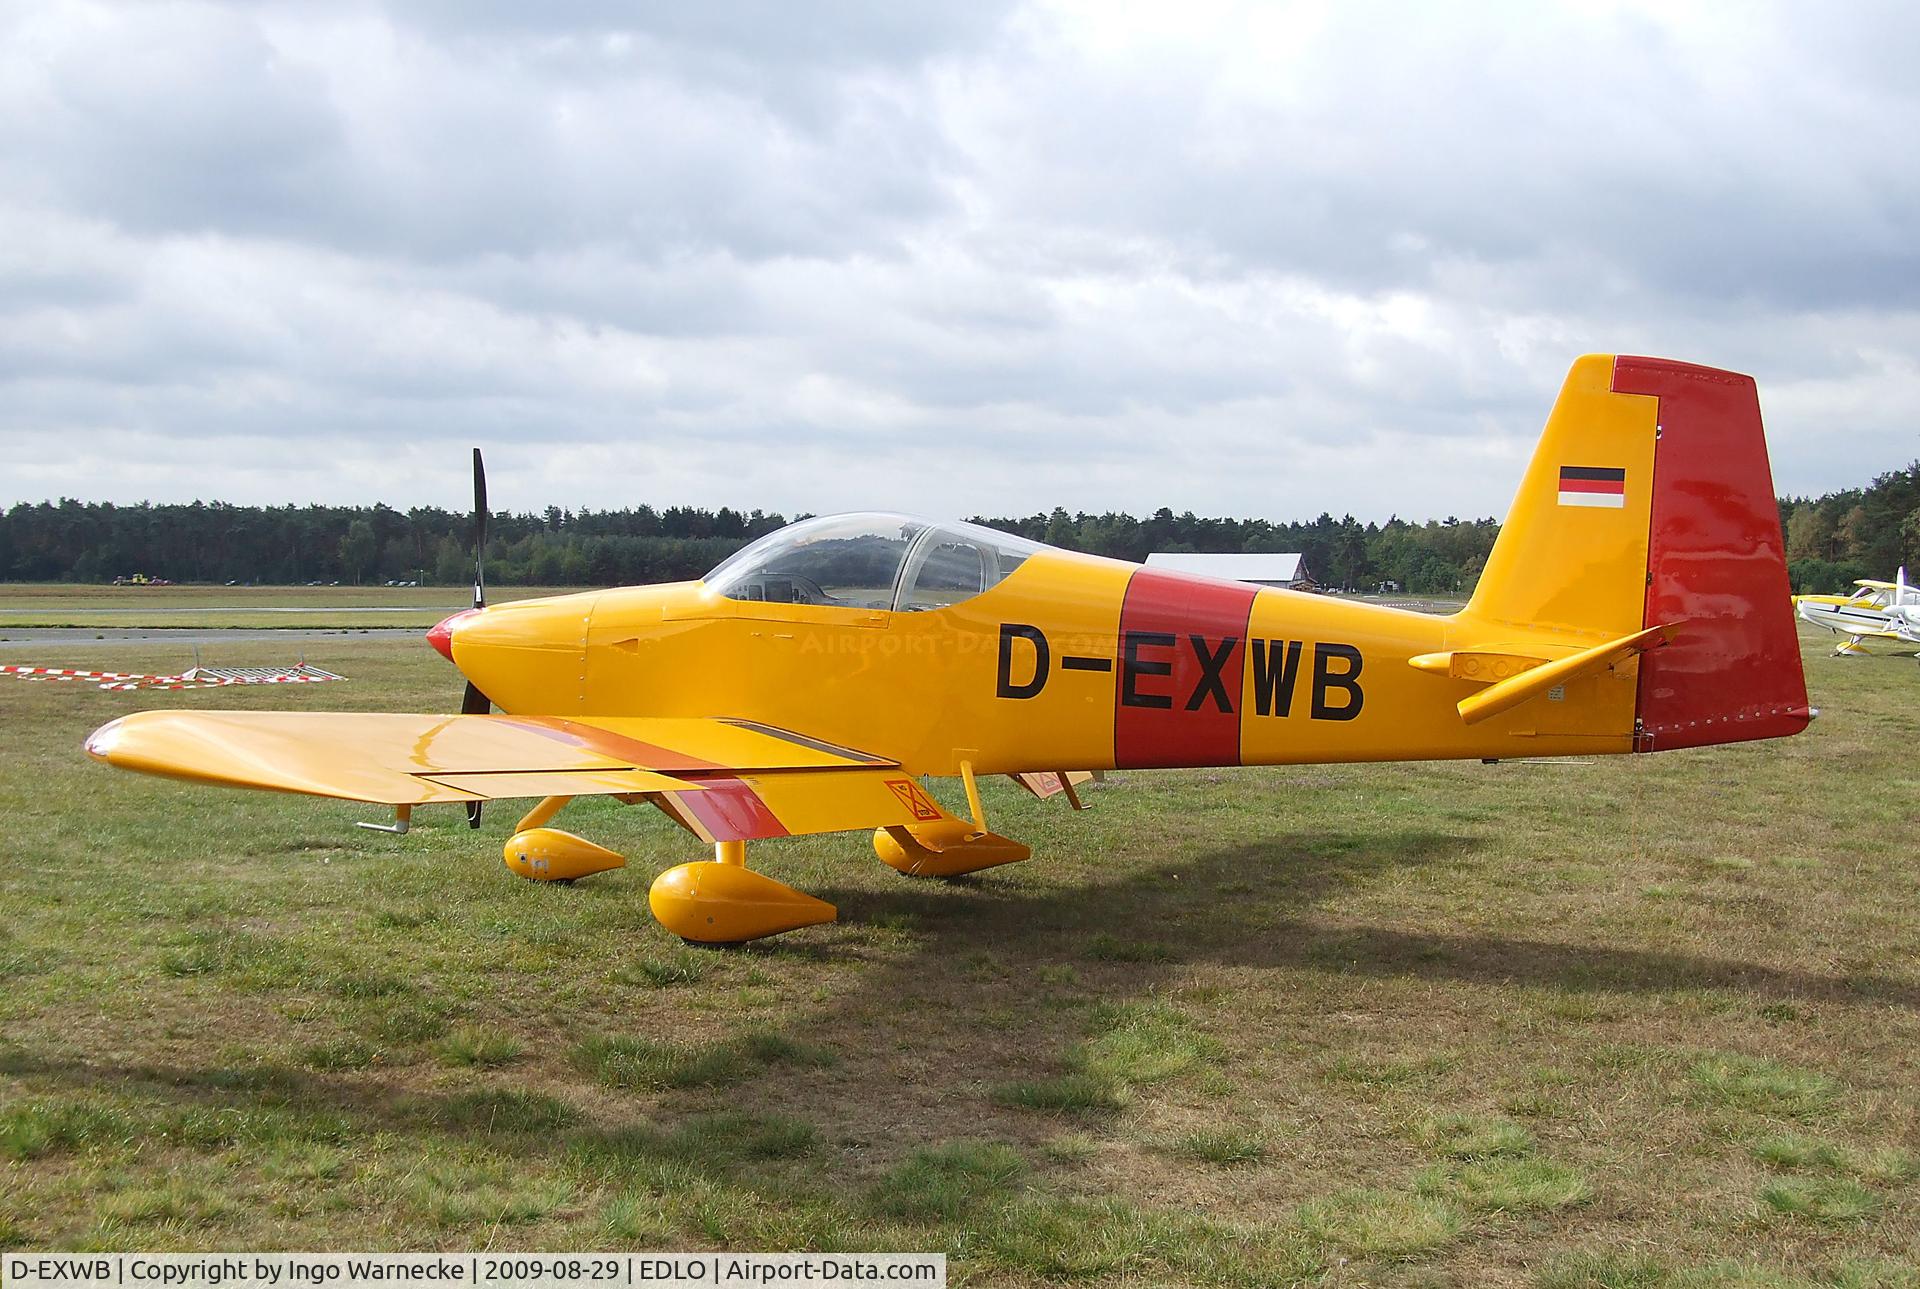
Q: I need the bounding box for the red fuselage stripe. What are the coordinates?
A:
[1112,569,1259,770]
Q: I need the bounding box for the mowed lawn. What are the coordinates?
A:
[0,584,571,630]
[0,615,1916,1286]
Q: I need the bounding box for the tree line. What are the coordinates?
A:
[0,501,791,589]
[1778,462,1920,594]
[1,461,1913,593]
[979,508,1499,594]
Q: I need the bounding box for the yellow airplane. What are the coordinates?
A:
[86,355,1813,944]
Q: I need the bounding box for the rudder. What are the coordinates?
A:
[1613,356,1811,750]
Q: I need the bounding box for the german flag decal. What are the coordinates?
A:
[1558,465,1626,508]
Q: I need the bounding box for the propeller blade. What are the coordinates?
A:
[461,678,490,828]
[461,680,491,715]
[455,447,492,829]
[472,447,489,611]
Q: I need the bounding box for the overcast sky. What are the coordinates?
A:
[2,1,1915,523]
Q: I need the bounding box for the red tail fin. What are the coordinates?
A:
[1614,357,1812,750]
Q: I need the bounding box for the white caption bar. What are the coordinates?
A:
[2,1255,945,1289]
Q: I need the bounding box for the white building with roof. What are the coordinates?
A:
[1144,552,1315,590]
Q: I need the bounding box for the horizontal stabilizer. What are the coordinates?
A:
[1456,624,1675,726]
[1408,649,1553,683]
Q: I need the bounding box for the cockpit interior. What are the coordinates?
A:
[702,513,1043,612]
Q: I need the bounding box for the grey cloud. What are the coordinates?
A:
[0,0,1915,522]
[386,0,1011,66]
[960,3,1920,311]
[2,3,974,262]
[0,5,347,237]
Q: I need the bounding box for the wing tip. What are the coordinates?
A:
[83,716,127,763]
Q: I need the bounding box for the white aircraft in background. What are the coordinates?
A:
[1795,569,1920,655]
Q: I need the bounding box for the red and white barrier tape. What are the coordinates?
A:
[3,663,344,691]
[1,665,151,682]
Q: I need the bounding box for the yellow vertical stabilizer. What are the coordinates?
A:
[1456,355,1658,643]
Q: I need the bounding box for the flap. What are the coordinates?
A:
[422,769,702,799]
[651,768,960,844]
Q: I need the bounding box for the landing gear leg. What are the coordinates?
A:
[648,841,836,944]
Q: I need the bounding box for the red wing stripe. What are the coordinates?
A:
[496,716,725,773]
[676,778,790,842]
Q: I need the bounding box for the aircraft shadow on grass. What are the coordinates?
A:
[813,826,1918,1008]
[5,825,1913,1186]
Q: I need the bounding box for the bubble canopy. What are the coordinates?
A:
[703,512,1044,612]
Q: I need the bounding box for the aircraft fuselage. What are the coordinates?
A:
[446,551,1639,778]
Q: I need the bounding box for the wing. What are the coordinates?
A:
[85,711,951,843]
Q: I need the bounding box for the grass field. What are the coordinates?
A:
[0,607,1916,1285]
[0,584,569,630]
